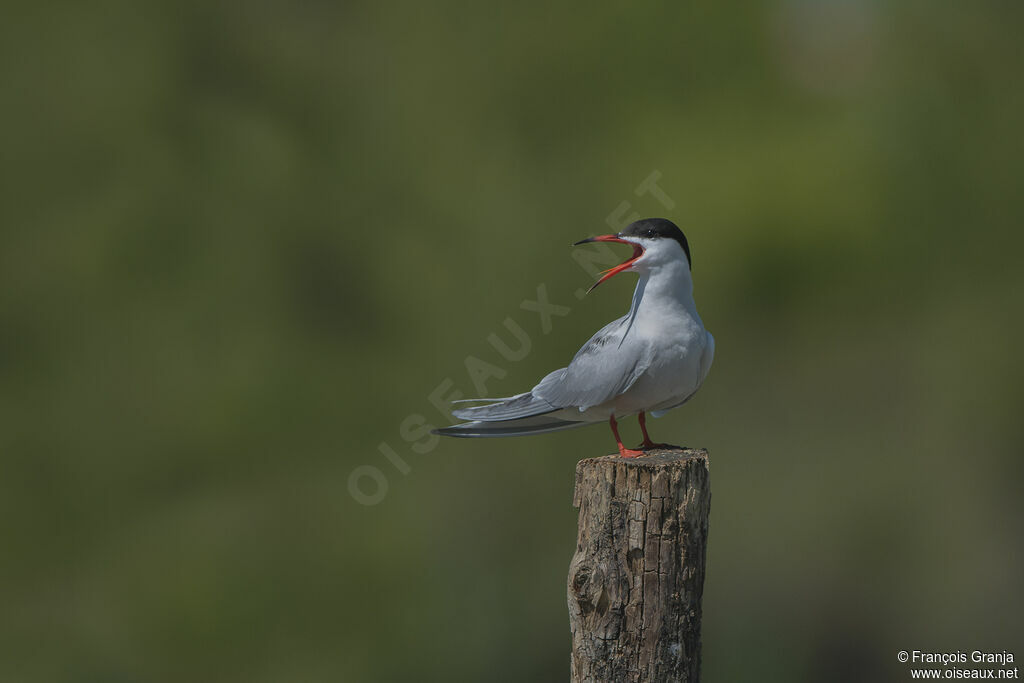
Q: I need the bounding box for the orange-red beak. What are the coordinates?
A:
[573,234,645,293]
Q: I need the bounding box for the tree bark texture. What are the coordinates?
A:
[568,448,710,683]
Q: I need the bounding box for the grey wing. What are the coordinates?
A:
[449,386,559,422]
[447,316,649,424]
[533,316,651,411]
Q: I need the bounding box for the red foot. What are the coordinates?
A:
[636,413,670,451]
[609,415,646,458]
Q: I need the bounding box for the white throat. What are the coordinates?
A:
[623,258,701,336]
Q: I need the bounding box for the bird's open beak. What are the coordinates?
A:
[573,234,645,293]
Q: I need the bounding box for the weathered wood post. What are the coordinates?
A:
[568,448,711,683]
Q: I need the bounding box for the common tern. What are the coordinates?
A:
[433,218,714,457]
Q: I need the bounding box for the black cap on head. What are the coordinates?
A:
[620,218,691,267]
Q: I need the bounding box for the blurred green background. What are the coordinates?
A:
[2,1,1022,681]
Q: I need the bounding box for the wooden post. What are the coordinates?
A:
[568,448,710,683]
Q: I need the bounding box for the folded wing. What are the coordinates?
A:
[434,316,652,439]
[533,317,652,412]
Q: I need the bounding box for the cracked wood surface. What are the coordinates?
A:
[568,448,710,683]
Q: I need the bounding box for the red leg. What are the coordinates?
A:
[610,415,644,458]
[637,412,669,450]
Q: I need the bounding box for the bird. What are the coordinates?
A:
[433,218,714,457]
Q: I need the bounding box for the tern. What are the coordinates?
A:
[433,218,714,457]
